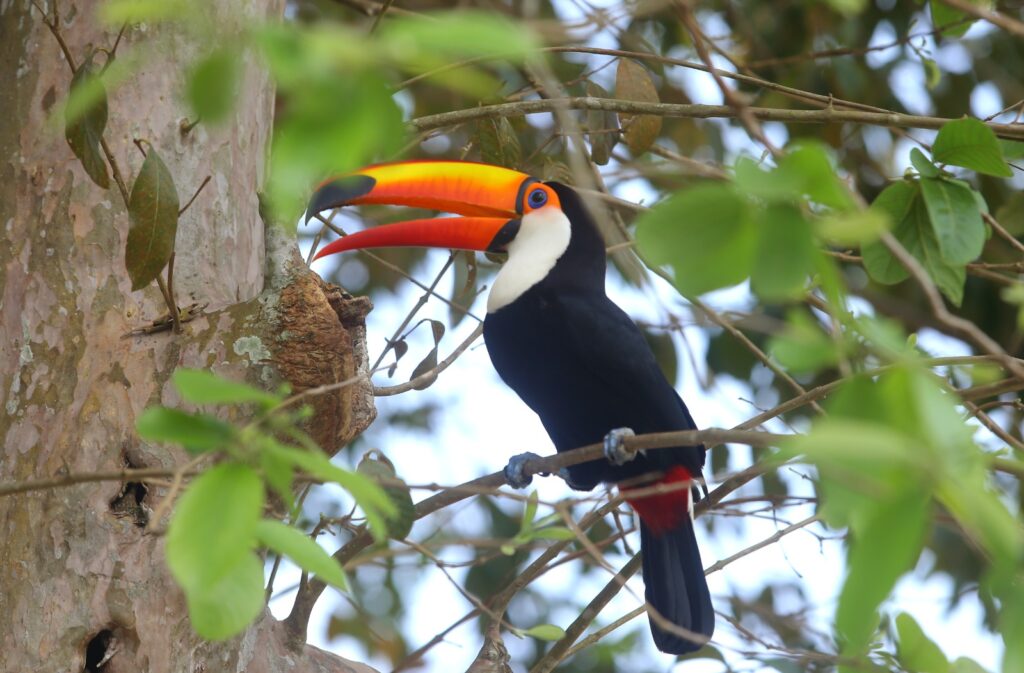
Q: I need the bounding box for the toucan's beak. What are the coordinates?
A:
[305,161,538,260]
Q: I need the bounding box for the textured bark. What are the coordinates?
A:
[0,2,377,671]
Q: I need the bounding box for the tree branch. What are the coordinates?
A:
[410,97,1024,141]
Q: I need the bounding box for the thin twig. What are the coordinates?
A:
[747,19,971,69]
[704,515,820,575]
[370,253,456,372]
[676,1,780,158]
[155,274,180,333]
[530,554,643,673]
[368,0,395,32]
[179,175,211,216]
[984,213,1024,256]
[561,513,820,658]
[145,454,207,533]
[373,324,484,396]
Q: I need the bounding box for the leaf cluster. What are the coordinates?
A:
[137,370,397,639]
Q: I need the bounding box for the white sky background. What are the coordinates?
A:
[270,4,1011,672]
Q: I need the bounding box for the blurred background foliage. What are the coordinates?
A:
[90,0,1024,670]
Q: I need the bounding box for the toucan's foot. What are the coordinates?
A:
[604,427,636,466]
[504,452,544,489]
[557,467,588,491]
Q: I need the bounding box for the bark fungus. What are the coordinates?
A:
[0,2,378,671]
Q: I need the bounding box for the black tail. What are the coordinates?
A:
[640,519,715,654]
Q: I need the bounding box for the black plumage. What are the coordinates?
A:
[483,182,714,654]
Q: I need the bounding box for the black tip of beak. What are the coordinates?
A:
[304,174,377,225]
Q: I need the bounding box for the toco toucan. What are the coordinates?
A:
[306,160,714,655]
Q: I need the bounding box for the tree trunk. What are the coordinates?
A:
[0,2,377,671]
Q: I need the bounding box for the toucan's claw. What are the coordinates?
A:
[604,427,636,466]
[504,451,544,489]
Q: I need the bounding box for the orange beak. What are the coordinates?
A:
[305,161,538,260]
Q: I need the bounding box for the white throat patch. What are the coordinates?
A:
[487,207,571,313]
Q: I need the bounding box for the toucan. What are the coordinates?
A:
[305,160,714,655]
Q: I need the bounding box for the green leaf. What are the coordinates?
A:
[950,658,992,673]
[994,571,1024,673]
[357,451,415,540]
[751,204,816,300]
[615,59,662,156]
[781,419,928,488]
[635,183,756,296]
[255,519,348,590]
[932,118,1013,178]
[862,181,916,284]
[530,527,578,541]
[186,48,239,124]
[522,624,566,641]
[380,10,539,61]
[836,490,930,653]
[136,407,235,454]
[998,139,1024,161]
[824,0,867,16]
[923,58,942,90]
[769,310,838,374]
[781,142,856,210]
[125,146,180,290]
[65,54,110,189]
[939,469,1023,566]
[734,156,801,201]
[896,612,950,673]
[818,208,889,246]
[862,181,967,305]
[265,64,404,222]
[172,369,281,408]
[735,144,854,211]
[920,176,985,264]
[261,443,295,509]
[166,463,264,592]
[267,443,396,540]
[100,0,193,24]
[520,490,539,535]
[183,552,264,640]
[929,0,975,37]
[910,148,940,178]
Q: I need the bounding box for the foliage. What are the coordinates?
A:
[48,0,1024,670]
[137,370,395,639]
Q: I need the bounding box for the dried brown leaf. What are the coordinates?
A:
[615,59,662,156]
[585,81,620,165]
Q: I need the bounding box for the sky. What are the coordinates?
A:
[268,4,1011,672]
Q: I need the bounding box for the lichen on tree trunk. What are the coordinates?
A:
[0,2,377,671]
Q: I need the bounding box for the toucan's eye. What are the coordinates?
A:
[527,188,548,209]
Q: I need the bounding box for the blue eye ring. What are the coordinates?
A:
[527,188,548,209]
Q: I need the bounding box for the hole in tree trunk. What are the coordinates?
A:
[84,629,113,671]
[109,481,149,527]
[109,450,149,527]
